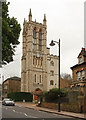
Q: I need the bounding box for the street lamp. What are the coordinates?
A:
[50,39,60,112]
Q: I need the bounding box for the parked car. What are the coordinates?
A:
[2,98,15,106]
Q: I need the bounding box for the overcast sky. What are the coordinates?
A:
[0,0,86,83]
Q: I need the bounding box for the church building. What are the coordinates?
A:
[21,9,59,97]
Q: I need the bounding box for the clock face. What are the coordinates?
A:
[36,53,40,58]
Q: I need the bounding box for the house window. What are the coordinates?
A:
[39,30,42,51]
[77,85,80,90]
[33,29,36,50]
[82,70,85,80]
[4,85,7,90]
[50,61,54,66]
[50,71,54,76]
[79,57,82,64]
[50,80,54,85]
[35,74,36,83]
[77,72,80,81]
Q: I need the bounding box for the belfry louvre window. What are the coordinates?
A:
[33,29,36,50]
[33,56,35,65]
[39,30,42,51]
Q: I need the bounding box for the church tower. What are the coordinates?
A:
[21,9,48,93]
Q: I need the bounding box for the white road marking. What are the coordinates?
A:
[24,113,38,118]
[53,114,58,116]
[24,113,28,117]
[13,109,16,112]
[28,115,38,118]
[32,116,38,118]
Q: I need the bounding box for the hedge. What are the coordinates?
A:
[7,92,33,102]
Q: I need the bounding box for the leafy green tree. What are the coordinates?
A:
[2,2,21,64]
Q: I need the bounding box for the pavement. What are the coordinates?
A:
[15,102,86,119]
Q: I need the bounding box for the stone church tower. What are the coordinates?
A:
[21,9,48,92]
[21,9,59,95]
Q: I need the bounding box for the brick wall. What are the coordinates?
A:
[60,78,70,88]
[84,98,86,113]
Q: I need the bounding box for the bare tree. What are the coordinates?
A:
[61,73,72,81]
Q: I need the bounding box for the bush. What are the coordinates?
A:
[44,88,68,102]
[7,92,33,102]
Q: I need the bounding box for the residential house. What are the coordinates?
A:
[2,76,21,97]
[70,48,86,96]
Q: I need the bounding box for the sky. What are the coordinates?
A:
[0,0,86,83]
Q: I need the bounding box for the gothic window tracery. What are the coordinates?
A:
[33,28,36,50]
[39,29,42,51]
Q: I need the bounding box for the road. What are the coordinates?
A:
[0,101,2,120]
[2,105,83,120]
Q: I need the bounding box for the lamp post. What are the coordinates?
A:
[50,39,60,112]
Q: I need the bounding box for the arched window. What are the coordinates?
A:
[33,56,36,65]
[50,80,54,85]
[50,61,54,66]
[35,74,36,83]
[40,75,42,83]
[50,70,54,76]
[33,28,36,50]
[39,29,42,51]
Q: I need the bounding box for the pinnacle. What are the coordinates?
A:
[44,14,46,21]
[29,8,32,16]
